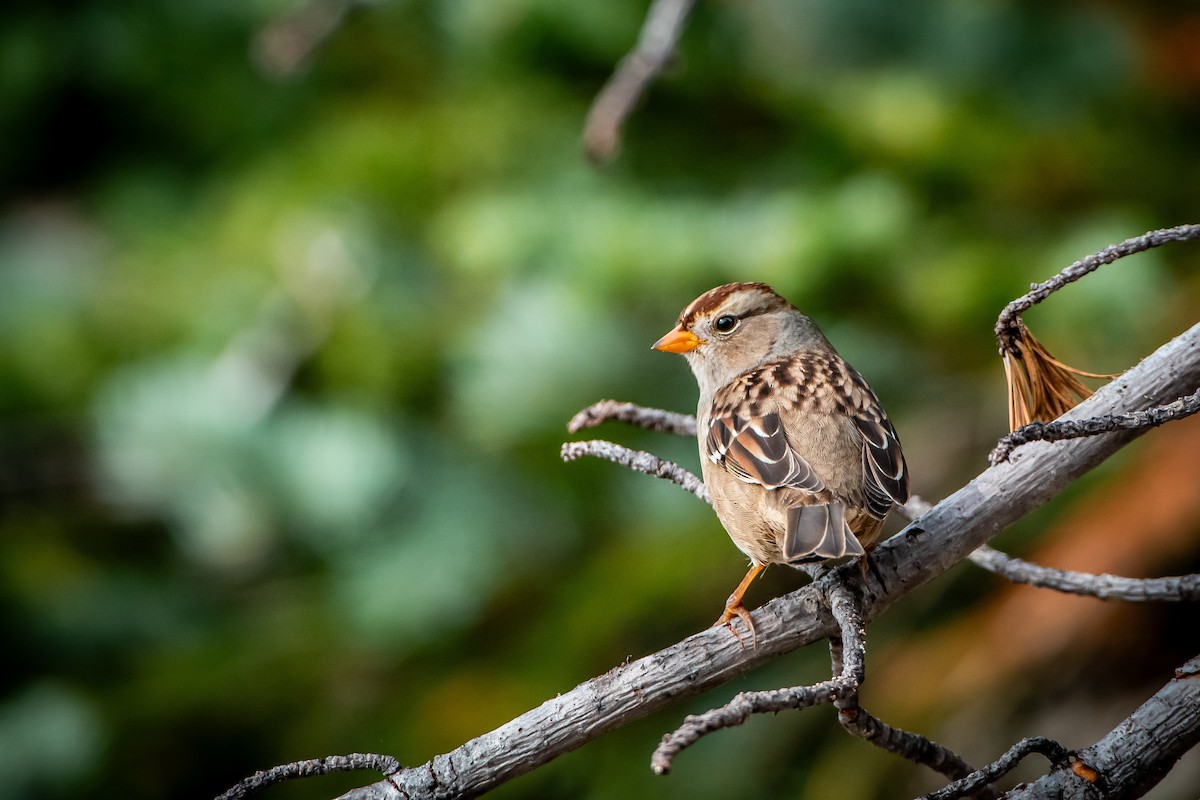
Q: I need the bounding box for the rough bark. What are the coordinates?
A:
[330,324,1200,800]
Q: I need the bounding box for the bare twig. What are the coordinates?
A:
[561,440,708,502]
[903,494,1200,603]
[990,387,1200,463]
[252,0,361,79]
[828,619,993,798]
[921,738,1069,800]
[1005,656,1200,799]
[567,399,697,436]
[897,495,933,521]
[838,699,994,798]
[582,0,698,163]
[650,575,865,774]
[994,224,1200,355]
[995,224,1200,429]
[967,545,1200,602]
[217,754,400,800]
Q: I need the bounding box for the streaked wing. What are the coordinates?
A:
[707,412,825,493]
[854,414,908,518]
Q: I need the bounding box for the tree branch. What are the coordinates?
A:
[560,439,708,501]
[306,323,1200,800]
[899,497,1200,603]
[990,387,1200,463]
[994,224,1200,355]
[582,0,698,163]
[217,754,400,800]
[650,576,865,774]
[566,399,697,436]
[920,738,1068,800]
[967,544,1200,602]
[1004,656,1200,799]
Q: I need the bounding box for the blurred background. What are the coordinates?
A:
[2,1,1199,798]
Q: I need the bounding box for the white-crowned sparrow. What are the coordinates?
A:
[653,282,909,635]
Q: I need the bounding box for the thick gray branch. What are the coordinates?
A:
[329,324,1200,800]
[1004,656,1200,799]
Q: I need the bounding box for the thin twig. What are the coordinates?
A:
[651,575,865,774]
[829,627,994,798]
[583,0,698,163]
[901,497,1200,603]
[567,400,697,436]
[994,224,1200,355]
[217,753,400,800]
[990,387,1200,463]
[561,440,708,502]
[967,545,1200,602]
[840,702,994,798]
[921,738,1069,800]
[252,0,361,79]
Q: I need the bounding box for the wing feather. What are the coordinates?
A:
[853,415,908,518]
[707,412,824,493]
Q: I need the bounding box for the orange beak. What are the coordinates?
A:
[652,326,703,353]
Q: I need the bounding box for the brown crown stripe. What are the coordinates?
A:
[678,282,790,328]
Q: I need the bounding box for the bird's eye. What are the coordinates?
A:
[714,314,738,333]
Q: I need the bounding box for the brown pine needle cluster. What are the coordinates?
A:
[1002,320,1118,431]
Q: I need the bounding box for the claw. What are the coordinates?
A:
[710,562,766,648]
[714,600,758,648]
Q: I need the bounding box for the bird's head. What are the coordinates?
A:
[652,282,831,395]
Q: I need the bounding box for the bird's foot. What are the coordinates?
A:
[713,598,757,649]
[858,550,889,594]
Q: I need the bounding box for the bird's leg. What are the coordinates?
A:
[858,543,888,593]
[714,563,765,647]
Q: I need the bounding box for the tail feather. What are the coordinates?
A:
[784,503,864,563]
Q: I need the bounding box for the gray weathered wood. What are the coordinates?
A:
[1004,655,1200,799]
[338,323,1200,800]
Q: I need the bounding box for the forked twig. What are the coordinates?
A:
[995,224,1200,354]
[832,650,996,800]
[650,576,866,774]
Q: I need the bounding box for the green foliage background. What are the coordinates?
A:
[2,1,1199,798]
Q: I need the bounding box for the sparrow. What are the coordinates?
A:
[652,282,909,637]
